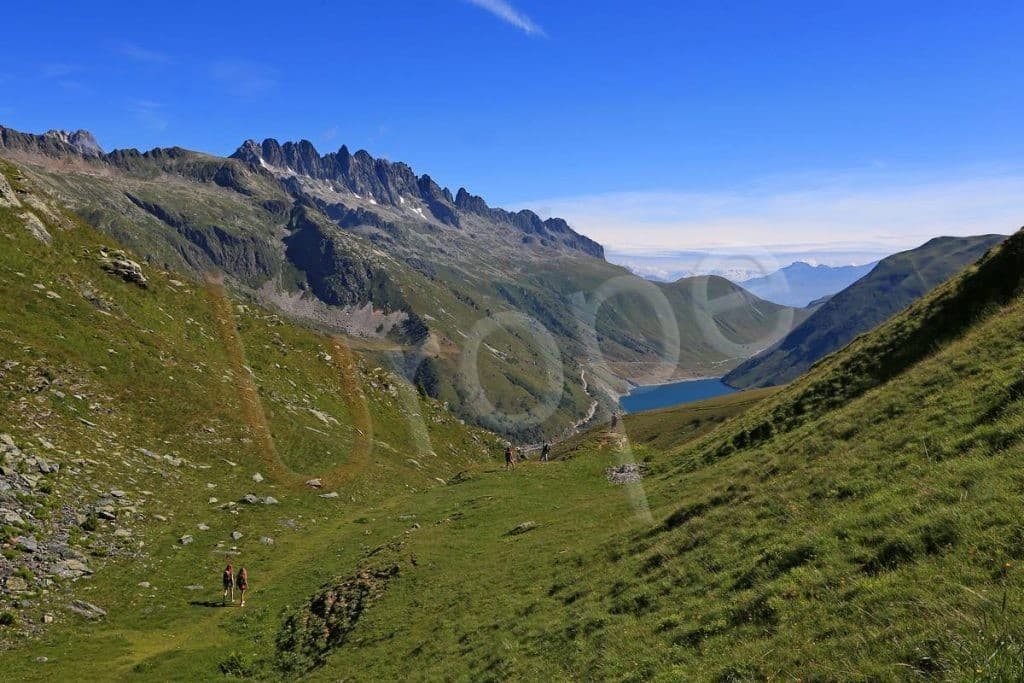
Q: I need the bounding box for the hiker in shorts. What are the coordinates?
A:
[222,563,234,605]
[541,442,551,462]
[504,444,515,470]
[237,567,249,607]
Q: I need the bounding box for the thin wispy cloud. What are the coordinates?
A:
[521,168,1024,257]
[322,125,339,142]
[40,63,91,94]
[128,98,169,131]
[210,60,279,96]
[119,43,171,64]
[466,0,547,37]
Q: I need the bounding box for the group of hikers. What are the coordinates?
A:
[221,563,249,606]
[504,441,551,470]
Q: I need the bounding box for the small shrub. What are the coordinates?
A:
[0,611,16,627]
[218,651,258,678]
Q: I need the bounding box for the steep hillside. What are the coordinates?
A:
[0,126,800,441]
[0,160,504,672]
[725,234,1007,388]
[739,260,877,307]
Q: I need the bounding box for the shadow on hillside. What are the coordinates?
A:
[189,600,229,608]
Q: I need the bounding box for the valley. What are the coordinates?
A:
[1,139,1023,680]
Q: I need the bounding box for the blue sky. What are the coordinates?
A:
[1,1,1023,257]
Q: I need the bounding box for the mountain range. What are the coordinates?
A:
[0,126,800,441]
[738,260,878,307]
[724,233,1008,388]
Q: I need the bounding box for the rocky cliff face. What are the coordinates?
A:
[0,127,104,158]
[231,137,604,258]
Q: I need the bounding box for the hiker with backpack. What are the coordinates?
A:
[222,563,234,605]
[541,442,551,462]
[504,444,516,470]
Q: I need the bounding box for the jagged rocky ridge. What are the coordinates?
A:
[231,138,604,257]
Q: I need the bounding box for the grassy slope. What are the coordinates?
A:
[303,230,1024,680]
[0,161,504,679]
[725,234,1007,389]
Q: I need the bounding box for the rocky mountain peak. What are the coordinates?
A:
[44,129,103,156]
[227,134,604,258]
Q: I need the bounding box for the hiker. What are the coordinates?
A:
[222,563,234,605]
[504,444,515,470]
[237,567,249,607]
[611,413,619,429]
[541,442,551,462]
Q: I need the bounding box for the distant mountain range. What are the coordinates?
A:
[724,234,1008,388]
[739,261,878,307]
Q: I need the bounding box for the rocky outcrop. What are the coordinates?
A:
[283,207,410,313]
[98,248,148,288]
[274,563,400,675]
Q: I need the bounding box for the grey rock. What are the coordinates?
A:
[15,535,39,553]
[36,458,58,474]
[68,600,106,619]
[197,523,210,531]
[230,531,243,540]
[241,494,258,505]
[3,510,25,526]
[261,496,279,505]
[507,521,537,536]
[605,463,648,484]
[305,478,323,489]
[98,249,147,288]
[319,491,339,499]
[251,472,264,483]
[259,536,274,546]
[178,535,194,545]
[4,575,29,592]
[54,559,92,579]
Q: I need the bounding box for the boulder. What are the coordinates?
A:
[15,535,39,553]
[4,575,29,592]
[98,249,147,288]
[68,600,106,619]
[507,521,537,536]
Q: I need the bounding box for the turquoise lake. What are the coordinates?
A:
[619,378,736,414]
